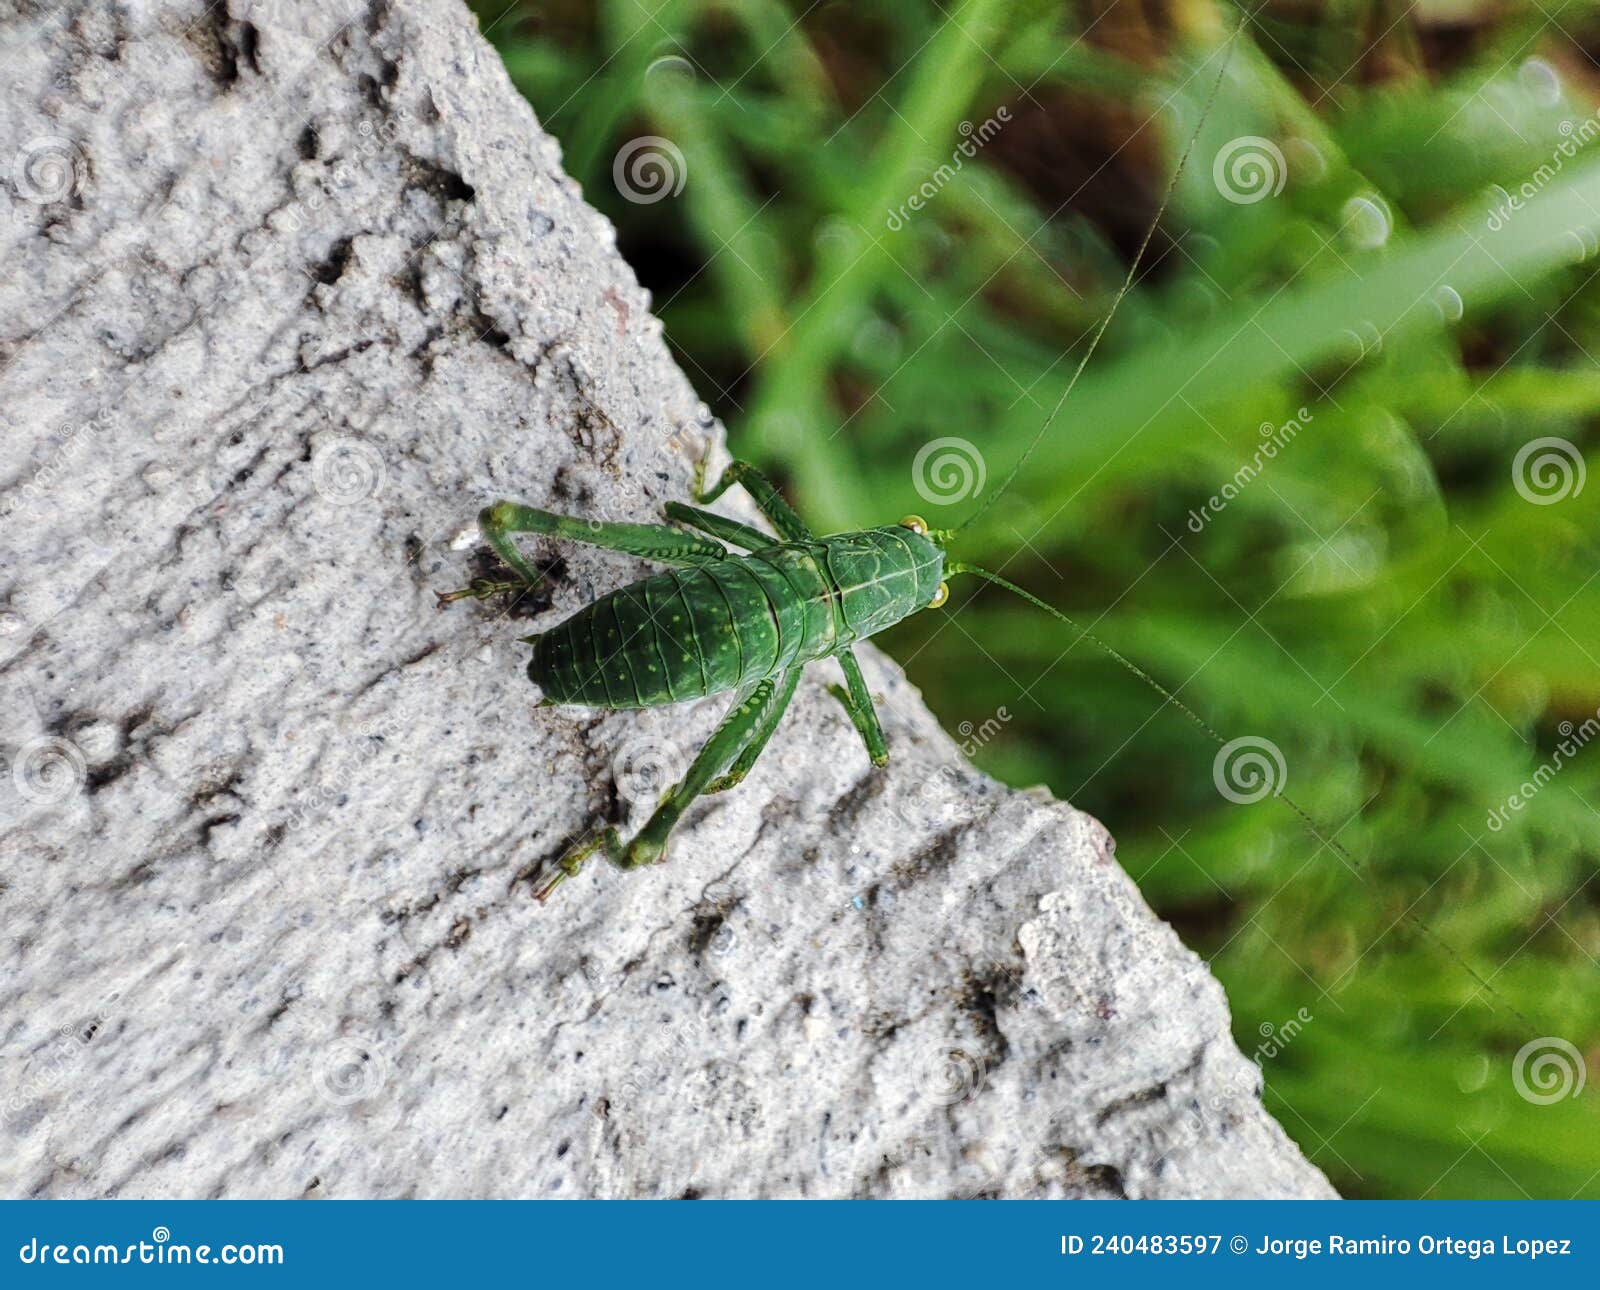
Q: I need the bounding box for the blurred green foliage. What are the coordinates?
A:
[470,0,1600,1196]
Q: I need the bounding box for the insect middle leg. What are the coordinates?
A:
[828,649,889,767]
[439,500,729,603]
[535,670,798,902]
[663,501,771,552]
[693,459,813,542]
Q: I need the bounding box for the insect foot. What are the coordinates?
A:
[434,577,523,606]
[534,828,665,903]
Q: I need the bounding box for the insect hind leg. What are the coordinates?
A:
[536,675,788,902]
[706,667,800,793]
[533,826,630,902]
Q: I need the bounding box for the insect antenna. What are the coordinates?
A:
[947,561,1533,1029]
[955,12,1246,538]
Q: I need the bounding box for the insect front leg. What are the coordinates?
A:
[535,674,789,902]
[827,648,889,767]
[693,459,813,542]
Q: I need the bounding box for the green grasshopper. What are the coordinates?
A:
[442,472,953,900]
[440,27,1249,904]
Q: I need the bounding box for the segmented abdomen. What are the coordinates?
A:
[526,559,810,708]
[527,528,942,708]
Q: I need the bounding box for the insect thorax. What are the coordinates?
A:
[811,525,944,642]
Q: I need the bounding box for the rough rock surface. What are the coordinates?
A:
[0,0,1334,1199]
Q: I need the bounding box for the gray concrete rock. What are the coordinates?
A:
[0,0,1334,1199]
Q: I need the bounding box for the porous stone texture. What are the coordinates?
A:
[0,0,1334,1199]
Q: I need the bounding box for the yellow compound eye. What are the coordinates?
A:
[899,514,929,536]
[928,581,950,609]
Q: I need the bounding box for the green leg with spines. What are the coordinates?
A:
[536,674,791,901]
[706,667,801,793]
[693,458,812,542]
[438,499,729,603]
[828,649,889,767]
[663,500,773,552]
